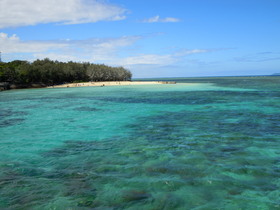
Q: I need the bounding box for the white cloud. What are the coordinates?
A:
[111,49,210,67]
[0,32,141,62]
[0,33,68,53]
[33,36,142,62]
[0,32,212,68]
[33,53,83,62]
[142,15,180,23]
[174,49,210,57]
[0,0,126,28]
[113,54,177,66]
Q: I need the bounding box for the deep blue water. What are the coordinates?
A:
[0,76,279,209]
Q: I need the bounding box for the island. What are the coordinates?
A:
[0,58,132,90]
[0,58,176,91]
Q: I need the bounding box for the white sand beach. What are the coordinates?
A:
[47,81,176,88]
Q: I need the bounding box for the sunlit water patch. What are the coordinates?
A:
[0,78,279,209]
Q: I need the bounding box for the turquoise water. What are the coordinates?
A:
[0,77,279,209]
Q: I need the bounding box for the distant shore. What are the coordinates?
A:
[47,81,176,88]
[0,81,176,91]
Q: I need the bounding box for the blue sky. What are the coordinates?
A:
[0,0,279,78]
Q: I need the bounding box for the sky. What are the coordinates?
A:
[0,0,280,78]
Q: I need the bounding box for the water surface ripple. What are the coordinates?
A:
[0,77,279,209]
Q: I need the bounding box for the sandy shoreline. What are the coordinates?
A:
[47,81,176,88]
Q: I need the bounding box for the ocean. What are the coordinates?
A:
[0,76,279,209]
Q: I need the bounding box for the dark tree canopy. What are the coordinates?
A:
[0,58,132,86]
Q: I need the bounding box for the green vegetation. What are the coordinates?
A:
[0,58,132,87]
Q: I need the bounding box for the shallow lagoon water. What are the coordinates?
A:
[0,77,279,209]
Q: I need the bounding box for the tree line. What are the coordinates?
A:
[0,58,132,86]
